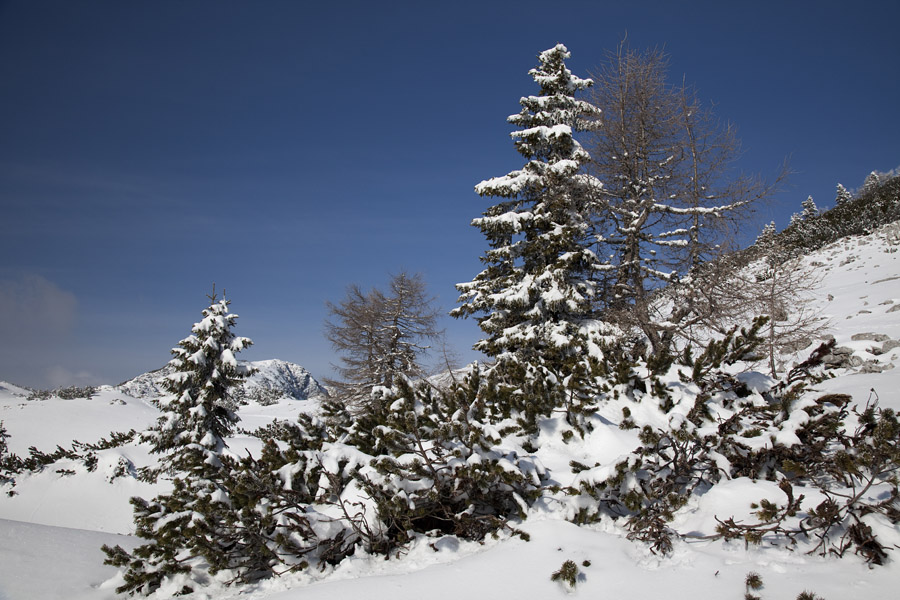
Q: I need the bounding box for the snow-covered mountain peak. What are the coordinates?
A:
[115,359,327,403]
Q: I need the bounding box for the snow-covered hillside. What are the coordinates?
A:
[1,226,899,600]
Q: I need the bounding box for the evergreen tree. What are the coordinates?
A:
[755,221,777,248]
[453,44,607,383]
[0,421,14,487]
[145,291,254,475]
[835,183,852,206]
[801,196,819,220]
[103,291,256,595]
[863,170,880,193]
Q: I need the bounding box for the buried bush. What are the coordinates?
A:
[358,372,544,547]
[566,327,900,562]
[550,559,580,590]
[715,393,900,565]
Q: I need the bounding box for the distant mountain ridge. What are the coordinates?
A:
[117,359,327,403]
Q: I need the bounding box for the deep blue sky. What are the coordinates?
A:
[1,0,897,389]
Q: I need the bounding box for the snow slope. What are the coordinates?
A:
[1,226,899,600]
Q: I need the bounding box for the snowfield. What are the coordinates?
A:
[1,225,899,600]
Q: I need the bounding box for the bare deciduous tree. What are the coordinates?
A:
[325,272,441,413]
[586,43,784,357]
[747,237,827,378]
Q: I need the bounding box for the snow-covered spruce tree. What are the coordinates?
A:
[452,44,609,428]
[781,195,838,253]
[144,293,254,475]
[0,421,16,489]
[862,170,880,193]
[801,196,819,220]
[325,272,440,416]
[835,183,852,206]
[586,44,781,358]
[103,292,257,596]
[755,221,776,247]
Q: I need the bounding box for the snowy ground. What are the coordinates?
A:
[1,226,899,600]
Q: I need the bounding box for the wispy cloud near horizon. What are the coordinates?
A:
[0,274,78,388]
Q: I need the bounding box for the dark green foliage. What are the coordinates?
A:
[753,173,900,261]
[55,385,97,400]
[209,418,356,581]
[483,354,601,438]
[0,429,138,490]
[745,571,763,590]
[238,387,285,406]
[0,421,14,490]
[26,388,52,401]
[110,438,347,594]
[0,422,7,456]
[23,385,97,401]
[567,326,767,551]
[619,423,724,554]
[107,415,356,595]
[566,324,900,562]
[359,373,543,548]
[106,347,546,594]
[550,559,580,589]
[103,477,213,596]
[715,394,900,564]
[680,317,767,386]
[104,295,261,594]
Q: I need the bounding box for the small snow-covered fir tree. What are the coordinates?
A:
[801,196,819,220]
[835,183,852,205]
[755,221,777,247]
[862,170,880,193]
[453,44,607,389]
[0,421,14,487]
[145,291,254,475]
[104,290,257,595]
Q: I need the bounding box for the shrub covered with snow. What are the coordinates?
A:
[565,325,900,562]
[356,374,544,546]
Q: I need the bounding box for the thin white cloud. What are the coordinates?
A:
[45,365,99,389]
[0,274,77,343]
